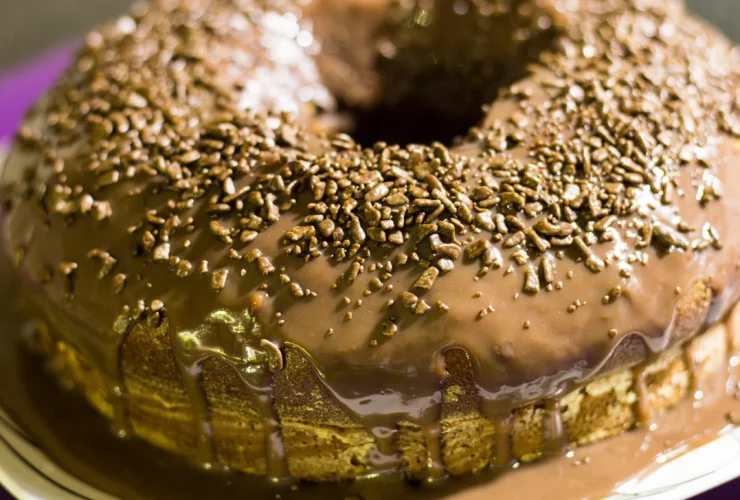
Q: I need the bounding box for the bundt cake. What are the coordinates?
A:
[2,0,740,495]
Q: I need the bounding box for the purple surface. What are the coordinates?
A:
[0,42,76,142]
[0,45,739,500]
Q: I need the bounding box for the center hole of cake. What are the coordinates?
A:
[314,3,558,147]
[341,96,487,147]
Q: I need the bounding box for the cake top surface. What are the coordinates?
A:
[3,0,740,403]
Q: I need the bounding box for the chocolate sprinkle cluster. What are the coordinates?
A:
[4,0,740,334]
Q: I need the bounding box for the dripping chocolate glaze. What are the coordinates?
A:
[3,0,740,486]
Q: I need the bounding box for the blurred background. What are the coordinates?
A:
[0,0,738,69]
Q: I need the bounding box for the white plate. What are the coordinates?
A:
[0,405,739,500]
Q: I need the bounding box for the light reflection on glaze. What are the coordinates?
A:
[237,11,333,114]
[173,307,290,482]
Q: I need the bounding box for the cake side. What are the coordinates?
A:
[27,296,738,482]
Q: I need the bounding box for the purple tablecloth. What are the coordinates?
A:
[0,45,739,500]
[0,43,77,142]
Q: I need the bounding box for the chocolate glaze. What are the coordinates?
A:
[2,0,740,490]
[173,308,290,478]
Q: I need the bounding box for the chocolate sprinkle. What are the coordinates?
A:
[413,266,440,290]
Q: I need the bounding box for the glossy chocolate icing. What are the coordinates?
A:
[2,0,740,487]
